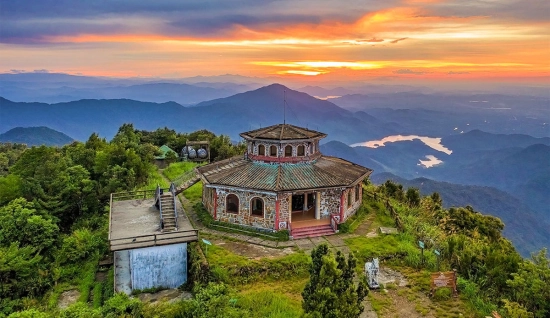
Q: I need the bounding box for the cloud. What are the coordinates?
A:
[390,37,408,43]
[10,69,26,73]
[393,69,425,75]
[447,71,470,75]
[33,69,49,73]
[360,37,385,43]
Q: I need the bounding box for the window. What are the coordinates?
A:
[270,145,277,157]
[285,145,293,157]
[355,185,360,202]
[251,197,264,217]
[226,194,239,213]
[347,191,352,207]
[258,145,265,156]
[297,145,305,156]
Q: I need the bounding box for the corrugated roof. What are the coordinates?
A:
[197,155,372,191]
[155,145,178,159]
[240,124,326,141]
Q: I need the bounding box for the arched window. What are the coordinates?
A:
[258,145,265,156]
[251,197,264,217]
[355,185,360,202]
[226,194,239,213]
[285,145,293,157]
[270,145,277,157]
[347,190,352,207]
[297,145,305,156]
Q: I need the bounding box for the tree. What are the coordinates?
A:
[506,248,550,318]
[405,187,421,207]
[0,198,58,253]
[302,244,368,318]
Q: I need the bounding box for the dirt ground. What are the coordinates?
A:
[209,238,295,259]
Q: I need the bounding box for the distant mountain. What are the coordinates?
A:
[370,172,550,256]
[330,93,550,138]
[0,84,394,143]
[297,86,355,98]
[0,126,74,146]
[442,129,550,152]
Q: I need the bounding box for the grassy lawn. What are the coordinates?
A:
[139,165,170,190]
[183,181,202,203]
[163,161,199,181]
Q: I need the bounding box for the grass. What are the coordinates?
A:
[139,165,170,190]
[235,279,307,318]
[163,161,199,181]
[346,235,403,263]
[182,182,202,203]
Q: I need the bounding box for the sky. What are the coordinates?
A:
[1,0,549,85]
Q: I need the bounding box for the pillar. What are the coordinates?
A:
[303,193,308,211]
[289,194,292,223]
[315,192,321,220]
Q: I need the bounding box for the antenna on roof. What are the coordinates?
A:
[283,89,286,124]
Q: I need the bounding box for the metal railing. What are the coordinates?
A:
[156,184,163,227]
[169,183,178,231]
[109,229,199,251]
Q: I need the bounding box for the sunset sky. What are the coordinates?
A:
[1,0,548,85]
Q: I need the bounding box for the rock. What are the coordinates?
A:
[58,289,80,309]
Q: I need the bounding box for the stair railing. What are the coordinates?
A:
[170,182,178,231]
[156,184,164,230]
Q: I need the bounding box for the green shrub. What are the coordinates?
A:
[163,162,198,181]
[433,287,452,301]
[7,309,52,318]
[60,303,101,318]
[92,282,103,308]
[101,293,143,318]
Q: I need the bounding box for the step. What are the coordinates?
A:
[292,230,336,239]
[292,227,333,236]
[292,225,332,234]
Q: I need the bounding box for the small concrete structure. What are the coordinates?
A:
[378,227,398,235]
[109,189,198,294]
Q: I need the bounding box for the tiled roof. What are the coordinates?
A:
[197,155,372,191]
[240,124,326,141]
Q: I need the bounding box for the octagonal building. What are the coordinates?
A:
[196,124,373,238]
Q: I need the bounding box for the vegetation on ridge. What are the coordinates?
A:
[0,124,548,318]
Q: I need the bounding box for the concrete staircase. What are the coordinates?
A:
[159,193,177,232]
[291,224,335,239]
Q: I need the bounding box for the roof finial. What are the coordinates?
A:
[283,89,286,124]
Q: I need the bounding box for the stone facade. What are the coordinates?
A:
[342,184,363,222]
[318,188,343,218]
[213,187,277,230]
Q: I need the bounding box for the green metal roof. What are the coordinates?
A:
[154,145,178,160]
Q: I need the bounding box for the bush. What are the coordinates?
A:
[433,288,452,301]
[60,303,101,318]
[101,293,143,318]
[7,309,52,318]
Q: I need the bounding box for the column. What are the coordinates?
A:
[315,192,321,220]
[303,193,308,211]
[288,194,292,223]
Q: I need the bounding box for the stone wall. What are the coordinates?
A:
[214,187,277,230]
[342,184,363,222]
[319,188,342,218]
[202,186,216,216]
[277,193,291,230]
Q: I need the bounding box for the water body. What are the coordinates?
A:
[417,155,443,168]
[351,135,453,155]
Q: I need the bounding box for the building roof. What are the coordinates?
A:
[240,124,326,141]
[154,145,178,160]
[197,155,372,192]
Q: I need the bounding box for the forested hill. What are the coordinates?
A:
[371,172,549,256]
[0,124,548,317]
[0,126,74,146]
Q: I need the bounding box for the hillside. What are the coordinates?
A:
[370,172,549,256]
[0,126,74,146]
